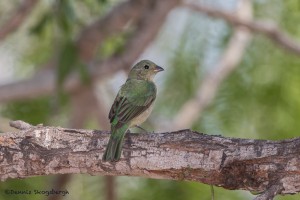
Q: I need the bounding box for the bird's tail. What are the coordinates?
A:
[102,125,129,162]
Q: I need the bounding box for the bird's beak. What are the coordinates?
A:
[154,66,164,73]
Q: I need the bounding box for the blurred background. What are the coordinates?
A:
[0,0,300,199]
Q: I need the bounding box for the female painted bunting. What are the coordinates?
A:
[102,60,164,162]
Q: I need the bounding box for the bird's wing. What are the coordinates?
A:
[109,80,156,128]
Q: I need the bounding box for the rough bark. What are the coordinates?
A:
[1,121,300,199]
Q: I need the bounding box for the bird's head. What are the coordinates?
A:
[128,60,164,81]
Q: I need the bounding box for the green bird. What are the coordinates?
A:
[102,60,164,162]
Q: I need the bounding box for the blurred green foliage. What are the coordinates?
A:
[98,33,128,59]
[0,176,50,200]
[2,97,51,125]
[1,0,300,200]
[198,36,300,140]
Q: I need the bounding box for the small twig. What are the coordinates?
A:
[254,184,283,200]
[183,1,300,55]
[9,120,32,130]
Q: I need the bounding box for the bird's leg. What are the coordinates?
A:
[135,125,148,133]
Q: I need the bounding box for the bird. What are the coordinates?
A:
[102,60,164,162]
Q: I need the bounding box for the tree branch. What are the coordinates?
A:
[0,0,145,103]
[183,1,300,55]
[0,0,179,103]
[0,0,38,41]
[254,184,284,200]
[9,120,33,130]
[75,0,151,61]
[2,121,300,199]
[173,0,252,129]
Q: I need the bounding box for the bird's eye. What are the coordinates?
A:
[144,65,149,69]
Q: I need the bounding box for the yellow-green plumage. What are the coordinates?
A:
[102,60,164,162]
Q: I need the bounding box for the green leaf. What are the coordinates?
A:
[98,33,127,59]
[60,0,76,22]
[97,0,108,4]
[54,0,76,35]
[30,12,52,36]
